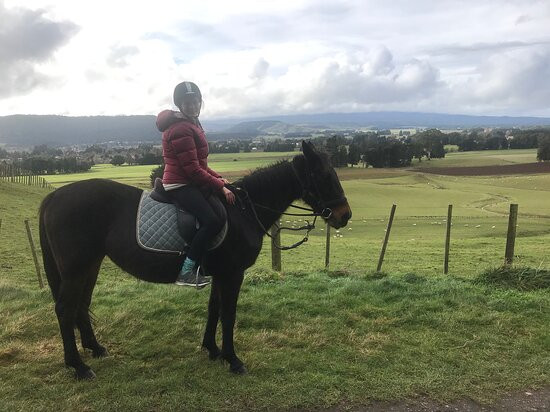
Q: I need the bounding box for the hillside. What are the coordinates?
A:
[1,172,549,410]
[2,111,550,147]
[0,114,160,146]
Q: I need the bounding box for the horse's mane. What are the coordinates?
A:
[236,156,303,204]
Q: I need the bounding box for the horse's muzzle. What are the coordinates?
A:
[327,203,352,229]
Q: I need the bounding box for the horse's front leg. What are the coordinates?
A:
[219,270,246,374]
[202,277,221,360]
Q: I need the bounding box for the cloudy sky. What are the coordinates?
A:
[1,0,550,119]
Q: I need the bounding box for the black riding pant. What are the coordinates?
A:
[168,185,224,262]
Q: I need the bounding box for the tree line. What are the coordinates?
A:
[0,143,164,174]
[1,127,549,176]
[0,145,93,174]
[322,129,447,168]
[322,127,550,168]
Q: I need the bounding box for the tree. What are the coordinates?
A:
[509,129,545,149]
[137,152,162,165]
[485,130,507,150]
[414,129,446,159]
[347,143,361,167]
[430,141,445,158]
[537,137,550,161]
[335,146,348,167]
[410,140,426,162]
[458,131,483,151]
[325,135,348,167]
[111,155,125,166]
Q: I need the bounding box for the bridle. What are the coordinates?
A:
[290,157,347,219]
[230,157,348,250]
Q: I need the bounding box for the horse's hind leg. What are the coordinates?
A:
[76,258,107,358]
[55,274,96,380]
[202,277,221,360]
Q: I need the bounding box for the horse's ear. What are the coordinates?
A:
[302,140,317,159]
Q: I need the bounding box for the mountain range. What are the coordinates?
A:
[1,111,550,147]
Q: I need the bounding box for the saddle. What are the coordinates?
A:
[136,178,227,255]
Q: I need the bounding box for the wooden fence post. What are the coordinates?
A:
[504,204,519,265]
[377,204,396,272]
[444,204,453,274]
[324,221,331,269]
[25,219,44,289]
[271,224,281,272]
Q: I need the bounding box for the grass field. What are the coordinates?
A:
[41,151,297,188]
[408,148,538,168]
[2,148,549,410]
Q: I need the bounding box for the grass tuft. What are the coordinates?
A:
[362,271,388,281]
[244,267,283,285]
[324,268,352,278]
[475,266,550,291]
[402,272,427,284]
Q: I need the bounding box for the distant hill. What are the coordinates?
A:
[1,111,550,147]
[0,115,160,146]
[249,112,550,129]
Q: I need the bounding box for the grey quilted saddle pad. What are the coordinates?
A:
[136,191,227,255]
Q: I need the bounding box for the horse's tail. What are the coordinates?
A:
[39,192,61,302]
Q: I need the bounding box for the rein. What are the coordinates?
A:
[227,159,345,250]
[233,184,319,250]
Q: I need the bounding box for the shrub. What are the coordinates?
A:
[149,164,165,187]
[111,155,125,166]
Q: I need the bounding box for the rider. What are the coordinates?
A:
[156,81,236,287]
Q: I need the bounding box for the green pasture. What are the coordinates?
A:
[409,148,538,168]
[41,148,539,189]
[41,151,296,188]
[2,148,549,410]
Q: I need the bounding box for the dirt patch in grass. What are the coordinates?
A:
[320,386,550,411]
[417,162,550,176]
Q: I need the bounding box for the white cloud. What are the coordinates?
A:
[250,58,269,79]
[1,0,550,117]
[0,1,79,97]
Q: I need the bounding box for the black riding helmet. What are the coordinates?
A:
[173,81,202,109]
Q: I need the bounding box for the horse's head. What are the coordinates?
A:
[293,140,352,229]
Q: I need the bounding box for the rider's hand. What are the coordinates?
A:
[222,186,236,205]
[220,178,230,185]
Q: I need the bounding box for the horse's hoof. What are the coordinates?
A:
[230,363,247,375]
[92,346,108,358]
[75,368,96,380]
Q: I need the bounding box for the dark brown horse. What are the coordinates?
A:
[39,141,351,379]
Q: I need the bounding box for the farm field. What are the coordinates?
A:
[41,151,297,188]
[408,148,538,168]
[41,148,539,188]
[2,148,549,410]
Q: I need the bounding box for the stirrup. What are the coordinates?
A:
[175,265,210,289]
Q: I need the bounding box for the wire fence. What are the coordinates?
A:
[0,163,54,189]
[2,199,549,291]
[265,203,550,275]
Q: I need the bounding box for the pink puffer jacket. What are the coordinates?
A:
[157,110,223,191]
